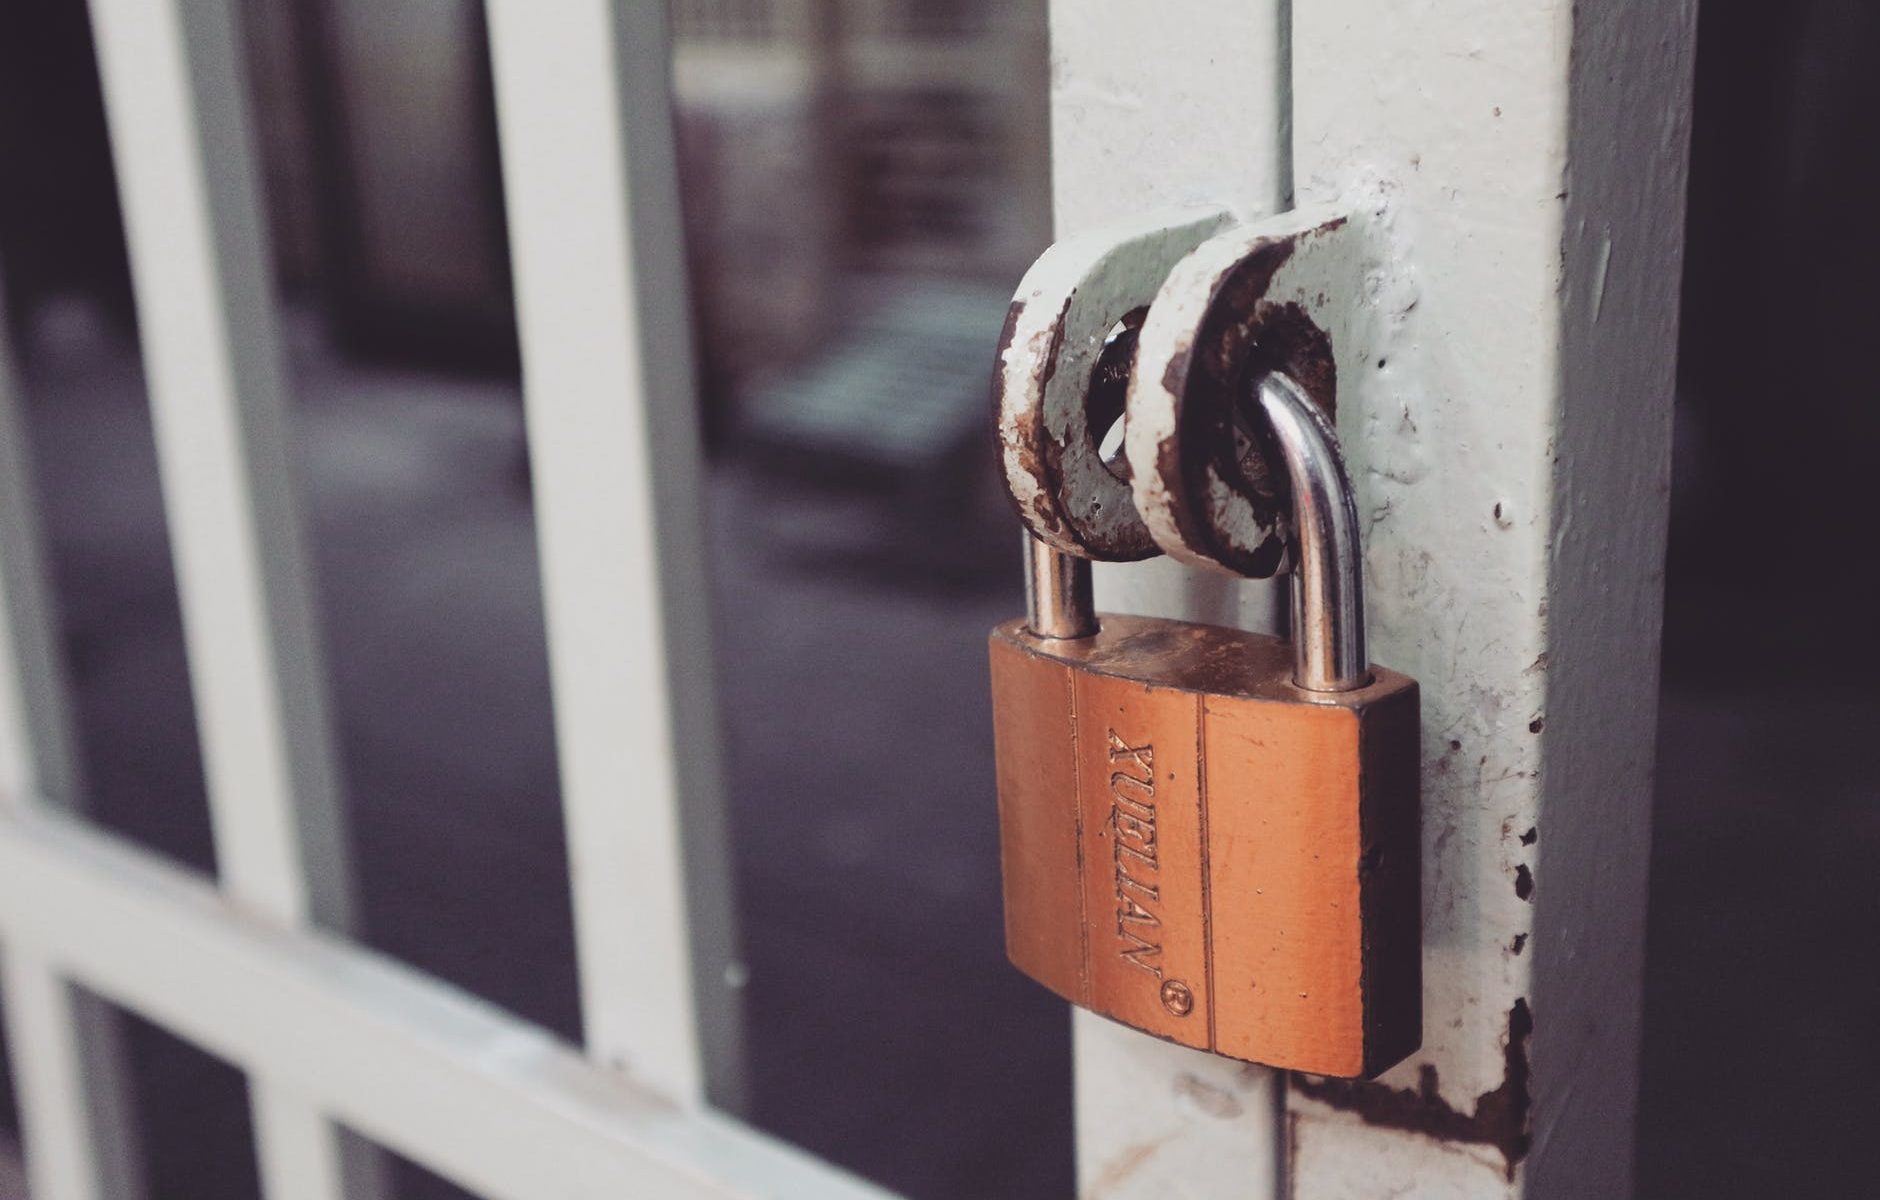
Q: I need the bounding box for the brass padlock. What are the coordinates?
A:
[989,372,1421,1080]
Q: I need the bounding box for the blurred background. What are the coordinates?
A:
[0,1,1873,1198]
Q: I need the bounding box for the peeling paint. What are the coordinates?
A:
[1086,1134,1171,1198]
[1292,1000,1533,1180]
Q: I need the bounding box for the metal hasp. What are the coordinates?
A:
[1255,373,1370,693]
[992,206,1232,643]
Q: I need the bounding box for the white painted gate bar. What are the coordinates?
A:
[0,286,145,1200]
[83,0,376,1194]
[485,0,745,1108]
[0,806,894,1200]
[1049,2,1293,1196]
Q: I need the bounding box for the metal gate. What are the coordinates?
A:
[0,1,1695,1198]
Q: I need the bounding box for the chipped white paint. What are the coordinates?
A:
[995,207,1228,559]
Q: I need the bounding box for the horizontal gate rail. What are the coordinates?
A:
[0,804,893,1200]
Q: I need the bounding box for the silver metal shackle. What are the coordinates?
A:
[1254,372,1372,692]
[1024,535,1097,639]
[1022,369,1371,691]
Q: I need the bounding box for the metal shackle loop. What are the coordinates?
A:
[1024,534,1097,640]
[1253,373,1372,692]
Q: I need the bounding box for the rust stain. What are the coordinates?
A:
[1284,1110,1301,1197]
[1291,999,1534,1182]
[990,295,1072,543]
[1153,232,1339,577]
[1087,306,1148,483]
[993,290,1155,560]
[1087,1134,1171,1198]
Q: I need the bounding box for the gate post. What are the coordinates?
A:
[1049,1,1697,1195]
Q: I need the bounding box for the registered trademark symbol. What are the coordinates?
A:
[1160,978,1194,1016]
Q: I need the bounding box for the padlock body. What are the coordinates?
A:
[990,614,1420,1078]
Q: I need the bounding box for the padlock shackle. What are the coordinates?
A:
[1254,373,1372,692]
[1024,535,1098,639]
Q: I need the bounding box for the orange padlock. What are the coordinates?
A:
[990,373,1421,1079]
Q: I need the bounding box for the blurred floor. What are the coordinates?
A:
[0,300,1874,1198]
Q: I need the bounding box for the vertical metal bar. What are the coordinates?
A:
[82,0,384,1195]
[0,278,146,1200]
[0,309,81,815]
[1281,3,1695,1197]
[1048,1,1292,1195]
[0,951,144,1200]
[484,0,744,1107]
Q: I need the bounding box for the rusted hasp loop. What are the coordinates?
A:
[994,206,1372,582]
[992,207,1230,563]
[1126,207,1370,577]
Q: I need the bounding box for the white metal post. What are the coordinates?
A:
[1283,3,1696,1196]
[1051,1,1694,1196]
[0,281,145,1200]
[484,0,744,1108]
[1048,2,1293,1196]
[84,0,381,1194]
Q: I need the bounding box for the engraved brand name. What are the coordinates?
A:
[1106,730,1164,979]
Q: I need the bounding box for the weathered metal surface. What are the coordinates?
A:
[991,614,1421,1078]
[1128,211,1371,579]
[993,207,1229,561]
